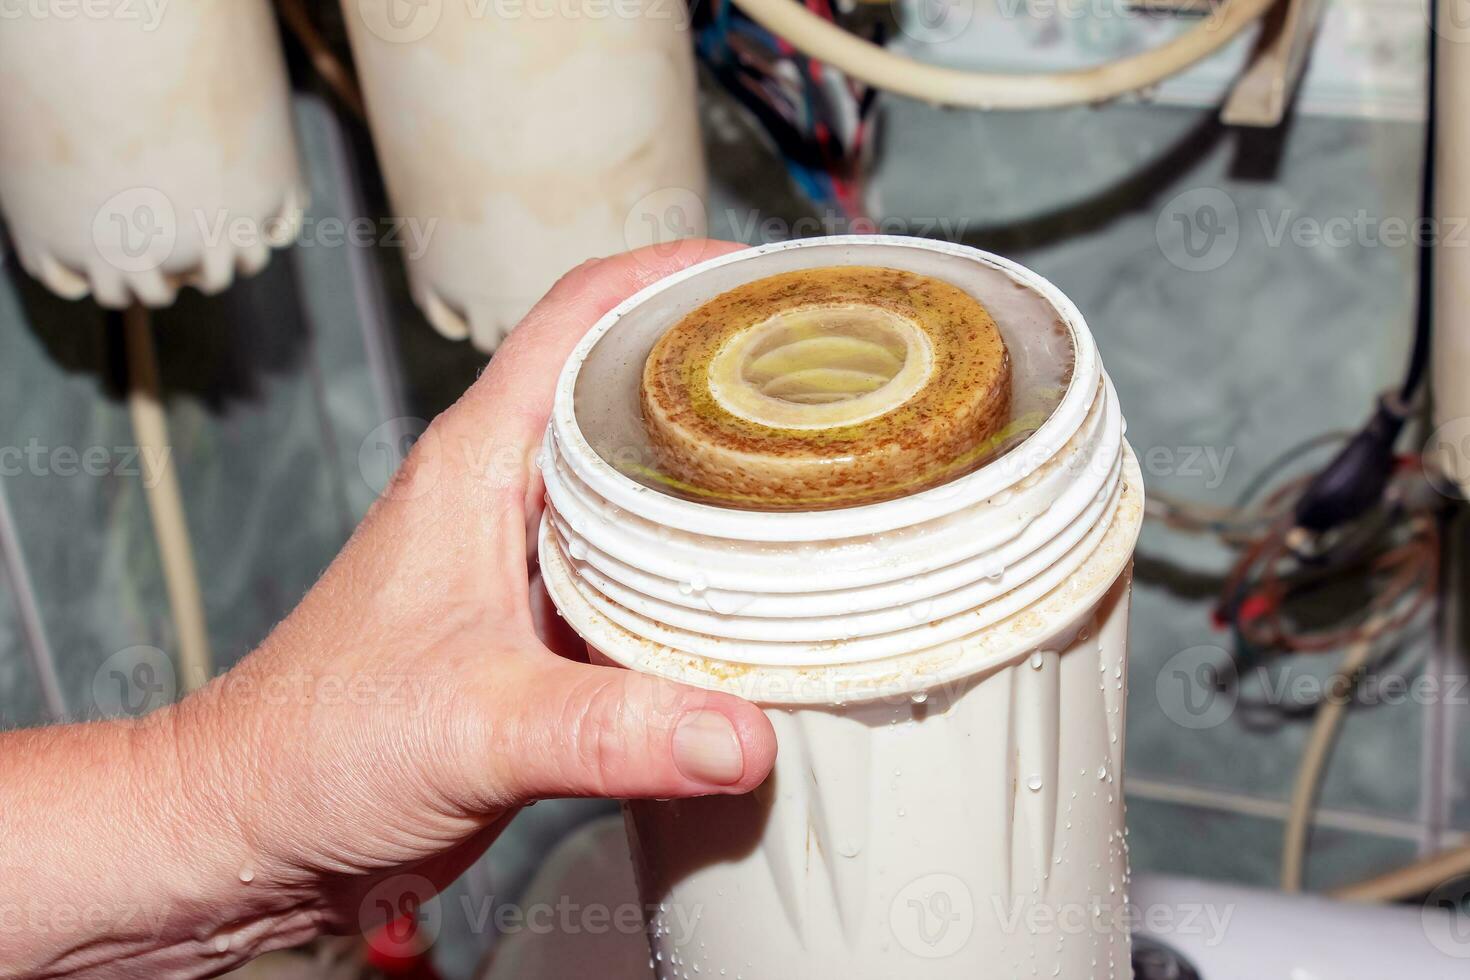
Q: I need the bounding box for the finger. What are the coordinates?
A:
[493,653,776,802]
[447,240,747,471]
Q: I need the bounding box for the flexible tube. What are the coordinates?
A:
[1280,627,1382,893]
[1330,844,1470,903]
[730,0,1277,109]
[124,305,212,694]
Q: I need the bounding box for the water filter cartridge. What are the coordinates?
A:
[539,237,1144,978]
[0,0,306,308]
[342,0,707,351]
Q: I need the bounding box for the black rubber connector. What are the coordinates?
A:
[1292,395,1408,535]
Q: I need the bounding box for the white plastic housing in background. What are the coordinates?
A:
[0,1,305,308]
[539,237,1145,978]
[1431,2,1470,497]
[342,0,708,352]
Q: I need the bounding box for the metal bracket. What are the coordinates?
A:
[1220,0,1325,126]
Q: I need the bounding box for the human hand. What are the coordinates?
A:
[0,243,777,978]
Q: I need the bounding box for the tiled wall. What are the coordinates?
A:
[698,81,1466,893]
[1,50,1466,980]
[858,101,1466,890]
[0,99,399,727]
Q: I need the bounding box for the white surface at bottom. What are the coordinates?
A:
[479,816,1469,980]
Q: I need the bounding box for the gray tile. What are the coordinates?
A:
[1445,520,1470,834]
[0,93,393,714]
[869,102,1430,822]
[1126,795,1420,893]
[289,97,408,521]
[1448,691,1470,835]
[1125,576,1430,819]
[0,272,175,720]
[149,244,356,673]
[0,572,46,730]
[430,800,620,980]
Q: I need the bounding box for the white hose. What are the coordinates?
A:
[1331,844,1470,903]
[124,304,212,694]
[1280,629,1380,893]
[730,0,1277,108]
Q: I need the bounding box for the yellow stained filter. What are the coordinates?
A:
[639,266,1012,509]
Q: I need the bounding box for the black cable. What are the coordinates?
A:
[1291,9,1438,533]
[1401,0,1437,404]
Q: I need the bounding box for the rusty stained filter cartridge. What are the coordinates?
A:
[639,266,1015,510]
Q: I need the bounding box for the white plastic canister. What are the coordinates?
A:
[539,237,1143,978]
[0,1,305,307]
[341,0,708,352]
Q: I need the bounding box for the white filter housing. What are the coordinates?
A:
[342,0,708,351]
[1432,1,1470,497]
[539,238,1145,978]
[0,0,305,308]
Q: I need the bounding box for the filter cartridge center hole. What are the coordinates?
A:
[708,304,933,430]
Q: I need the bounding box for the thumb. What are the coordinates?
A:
[446,240,747,471]
[496,653,777,801]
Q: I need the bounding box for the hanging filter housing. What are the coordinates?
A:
[0,1,305,307]
[341,0,707,352]
[539,237,1145,978]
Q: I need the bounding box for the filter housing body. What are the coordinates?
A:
[0,0,305,307]
[342,0,708,351]
[539,237,1144,979]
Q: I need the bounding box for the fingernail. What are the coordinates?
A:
[672,710,744,786]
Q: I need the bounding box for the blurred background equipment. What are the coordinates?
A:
[337,0,708,351]
[0,0,310,700]
[0,0,305,306]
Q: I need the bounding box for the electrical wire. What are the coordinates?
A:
[1223,504,1438,656]
[729,0,1278,110]
[276,0,366,119]
[698,0,876,216]
[1143,3,1451,897]
[1145,432,1350,542]
[1152,447,1442,894]
[123,305,212,694]
[1400,0,1437,405]
[1287,0,1437,532]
